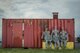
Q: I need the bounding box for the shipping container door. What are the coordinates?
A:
[12,20,22,48]
[24,19,34,48]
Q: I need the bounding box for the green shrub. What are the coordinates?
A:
[77,37,80,42]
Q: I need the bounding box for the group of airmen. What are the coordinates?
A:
[41,26,68,49]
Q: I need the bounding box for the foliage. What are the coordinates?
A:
[77,37,80,42]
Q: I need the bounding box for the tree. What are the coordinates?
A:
[77,35,80,43]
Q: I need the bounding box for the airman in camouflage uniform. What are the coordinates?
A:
[42,28,52,48]
[60,28,68,48]
[51,27,60,49]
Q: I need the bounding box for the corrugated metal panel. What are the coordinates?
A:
[58,19,61,31]
[67,19,74,42]
[37,19,42,48]
[48,19,52,31]
[6,19,13,48]
[33,19,38,48]
[52,19,55,30]
[54,19,58,29]
[12,20,23,48]
[24,19,28,48]
[2,19,7,48]
[73,19,75,42]
[24,19,34,48]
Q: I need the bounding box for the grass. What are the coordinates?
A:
[0,48,80,53]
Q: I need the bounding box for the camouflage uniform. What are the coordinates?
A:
[42,31,52,48]
[51,29,60,49]
[60,30,68,47]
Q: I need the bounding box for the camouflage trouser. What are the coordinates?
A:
[45,40,52,48]
[54,40,60,48]
[61,40,67,47]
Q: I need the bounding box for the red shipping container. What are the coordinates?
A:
[2,18,75,48]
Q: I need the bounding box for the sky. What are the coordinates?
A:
[0,0,80,41]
